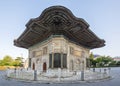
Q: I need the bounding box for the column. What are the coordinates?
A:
[52,52,54,68]
[52,43,55,68]
[61,52,63,68]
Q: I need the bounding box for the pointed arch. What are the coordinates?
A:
[43,62,47,72]
[32,63,35,70]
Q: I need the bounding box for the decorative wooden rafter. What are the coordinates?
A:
[14,6,105,49]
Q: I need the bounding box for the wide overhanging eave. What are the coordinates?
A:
[14,6,105,49]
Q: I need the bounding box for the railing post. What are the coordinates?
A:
[34,70,37,81]
[81,70,84,81]
[14,68,17,78]
[108,67,111,76]
[6,68,10,77]
[58,68,61,81]
[104,69,107,74]
[93,68,95,72]
[81,61,84,81]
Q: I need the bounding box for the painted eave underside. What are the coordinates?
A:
[14,6,105,49]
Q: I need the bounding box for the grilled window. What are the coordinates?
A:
[49,53,67,68]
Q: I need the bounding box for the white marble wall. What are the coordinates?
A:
[28,35,90,72]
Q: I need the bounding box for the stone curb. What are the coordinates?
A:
[6,76,112,84]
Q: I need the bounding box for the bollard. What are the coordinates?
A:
[81,71,84,81]
[34,70,37,81]
[100,69,101,72]
[14,68,16,73]
[108,67,111,71]
[93,68,95,72]
[108,67,111,76]
[104,69,107,74]
[58,68,61,81]
[7,68,10,77]
[14,68,17,78]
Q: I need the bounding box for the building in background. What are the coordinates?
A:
[113,56,120,62]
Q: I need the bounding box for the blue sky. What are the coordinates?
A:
[0,0,120,59]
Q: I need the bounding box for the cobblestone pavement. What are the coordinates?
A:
[0,67,120,86]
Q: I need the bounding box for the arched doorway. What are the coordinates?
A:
[32,63,35,70]
[43,62,47,72]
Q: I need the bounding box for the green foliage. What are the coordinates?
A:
[0,55,23,67]
[109,60,117,67]
[89,53,94,60]
[13,57,23,67]
[0,60,3,66]
[1,55,13,66]
[95,56,113,67]
[88,53,119,67]
[116,61,120,66]
[89,52,97,67]
[91,60,97,67]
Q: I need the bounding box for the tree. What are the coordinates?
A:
[92,60,97,67]
[109,60,117,67]
[95,56,113,67]
[116,61,120,66]
[89,52,95,67]
[95,56,103,67]
[0,60,3,66]
[12,57,23,67]
[0,56,23,67]
[102,56,112,66]
[89,52,94,60]
[2,55,13,66]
